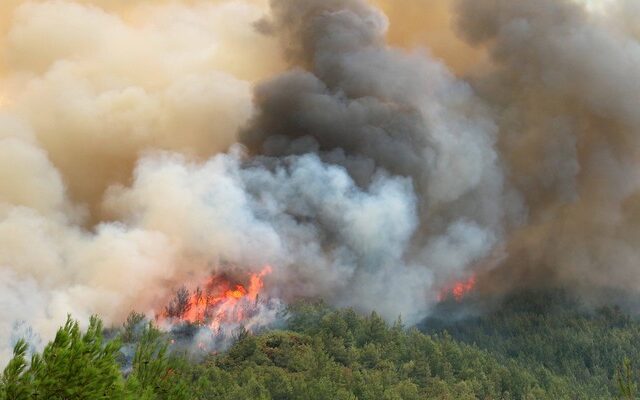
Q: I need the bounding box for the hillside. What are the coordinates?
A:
[424,291,640,399]
[3,294,638,399]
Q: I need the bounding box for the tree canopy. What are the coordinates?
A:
[2,292,639,399]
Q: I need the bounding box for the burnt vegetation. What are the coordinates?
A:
[164,286,192,319]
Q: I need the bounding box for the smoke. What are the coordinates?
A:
[0,0,283,362]
[372,0,487,75]
[451,0,640,297]
[1,0,639,364]
[1,0,283,220]
[240,0,509,313]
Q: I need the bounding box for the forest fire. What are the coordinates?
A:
[161,266,273,332]
[438,274,477,302]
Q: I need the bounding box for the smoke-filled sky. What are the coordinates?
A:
[1,0,639,363]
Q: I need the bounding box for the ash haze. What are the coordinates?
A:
[0,0,639,364]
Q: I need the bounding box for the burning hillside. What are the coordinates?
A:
[160,266,274,331]
[2,0,640,363]
[438,275,478,302]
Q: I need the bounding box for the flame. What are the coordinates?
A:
[163,265,272,331]
[438,274,477,302]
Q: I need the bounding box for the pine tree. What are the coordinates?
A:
[126,323,190,400]
[617,358,637,400]
[165,287,191,319]
[1,316,125,400]
[1,340,32,400]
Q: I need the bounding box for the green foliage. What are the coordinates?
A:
[3,294,640,400]
[121,312,145,344]
[1,315,125,399]
[1,340,30,400]
[126,322,192,400]
[425,290,640,399]
[0,316,191,400]
[617,358,637,400]
[176,304,556,400]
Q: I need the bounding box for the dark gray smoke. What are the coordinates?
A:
[242,0,640,305]
[240,0,512,313]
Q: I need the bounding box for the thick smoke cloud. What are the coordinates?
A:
[0,0,283,362]
[1,0,639,365]
[452,0,640,297]
[241,0,509,309]
[1,0,283,219]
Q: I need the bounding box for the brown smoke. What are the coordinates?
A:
[1,0,283,221]
[450,0,640,296]
[373,0,486,75]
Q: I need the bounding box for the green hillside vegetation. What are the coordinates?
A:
[424,291,640,399]
[1,293,638,399]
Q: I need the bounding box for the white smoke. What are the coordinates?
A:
[0,0,281,362]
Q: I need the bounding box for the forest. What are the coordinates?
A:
[1,291,639,400]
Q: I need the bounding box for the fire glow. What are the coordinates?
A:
[162,266,272,332]
[438,274,477,302]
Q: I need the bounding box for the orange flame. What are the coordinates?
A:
[438,274,477,302]
[164,266,272,331]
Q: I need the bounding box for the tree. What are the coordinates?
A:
[0,316,125,400]
[617,358,637,400]
[126,323,190,400]
[121,312,146,343]
[164,287,191,319]
[1,340,31,400]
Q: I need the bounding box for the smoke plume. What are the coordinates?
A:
[1,0,639,363]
